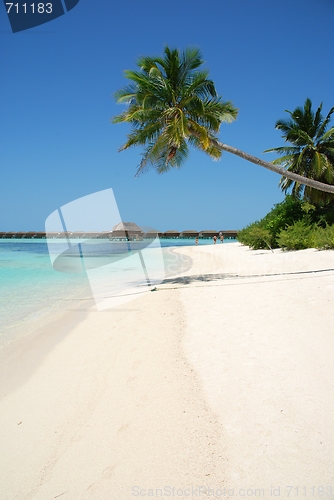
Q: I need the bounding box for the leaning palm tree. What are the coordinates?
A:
[264,99,334,205]
[112,46,334,195]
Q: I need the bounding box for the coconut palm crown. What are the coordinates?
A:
[113,46,334,196]
[113,47,237,175]
[265,99,334,204]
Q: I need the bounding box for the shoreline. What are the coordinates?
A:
[0,289,93,350]
[0,298,93,398]
[0,252,227,499]
[0,238,230,347]
[0,243,333,498]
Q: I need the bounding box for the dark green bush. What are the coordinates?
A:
[308,202,334,227]
[237,196,304,249]
[277,220,315,250]
[312,225,334,249]
[262,195,305,241]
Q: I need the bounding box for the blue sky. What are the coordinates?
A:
[1,0,333,232]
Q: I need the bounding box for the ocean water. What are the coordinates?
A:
[0,237,233,346]
[0,239,91,346]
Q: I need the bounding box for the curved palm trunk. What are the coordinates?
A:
[211,139,334,195]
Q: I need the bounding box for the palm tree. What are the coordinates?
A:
[264,99,334,205]
[112,46,334,195]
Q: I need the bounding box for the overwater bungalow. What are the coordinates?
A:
[199,230,219,238]
[143,228,162,239]
[45,232,60,239]
[68,232,86,239]
[83,232,101,239]
[163,230,180,238]
[97,231,113,239]
[110,222,143,241]
[219,229,238,239]
[0,228,239,241]
[24,231,37,238]
[180,230,199,238]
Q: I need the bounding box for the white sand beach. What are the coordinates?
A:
[1,242,334,499]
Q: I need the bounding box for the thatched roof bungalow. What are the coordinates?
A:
[218,230,238,239]
[97,231,113,239]
[163,230,180,238]
[143,228,163,239]
[199,230,219,238]
[0,232,7,238]
[47,231,87,239]
[111,222,143,241]
[83,232,101,239]
[46,232,60,239]
[68,232,86,239]
[180,230,199,238]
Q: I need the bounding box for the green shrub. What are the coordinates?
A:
[237,196,304,249]
[262,195,305,242]
[237,224,274,250]
[238,195,334,251]
[277,220,315,250]
[308,201,334,227]
[312,225,334,249]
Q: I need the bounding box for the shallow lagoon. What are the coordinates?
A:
[0,238,235,345]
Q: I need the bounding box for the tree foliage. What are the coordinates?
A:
[237,196,305,249]
[237,195,334,250]
[265,99,334,205]
[113,47,237,176]
[113,46,334,195]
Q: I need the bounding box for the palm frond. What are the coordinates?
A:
[264,146,300,155]
[318,126,334,143]
[316,107,334,139]
[113,45,238,174]
[269,98,334,204]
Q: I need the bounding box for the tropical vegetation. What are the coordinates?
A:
[237,195,334,251]
[265,99,334,205]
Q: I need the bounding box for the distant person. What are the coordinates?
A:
[213,235,217,244]
[219,232,224,243]
[195,237,198,246]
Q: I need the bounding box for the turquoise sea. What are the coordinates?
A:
[0,238,233,346]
